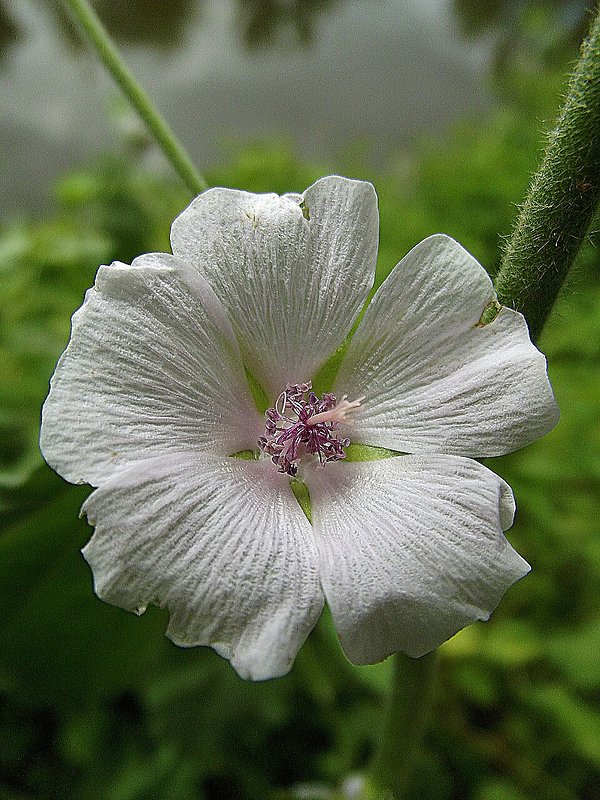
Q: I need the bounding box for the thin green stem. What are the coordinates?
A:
[62,0,208,196]
[369,652,437,799]
[495,5,600,341]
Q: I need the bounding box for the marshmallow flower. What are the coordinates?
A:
[40,176,559,680]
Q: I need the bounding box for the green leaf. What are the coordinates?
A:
[0,464,168,711]
[523,685,600,769]
[547,619,600,691]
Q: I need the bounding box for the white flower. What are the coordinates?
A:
[40,176,559,681]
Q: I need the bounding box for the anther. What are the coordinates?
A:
[258,381,361,477]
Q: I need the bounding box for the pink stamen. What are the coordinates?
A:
[258,382,360,477]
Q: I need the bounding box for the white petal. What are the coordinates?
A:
[41,253,262,487]
[304,455,529,664]
[81,454,324,681]
[170,176,378,400]
[335,235,559,456]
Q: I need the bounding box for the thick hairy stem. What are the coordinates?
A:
[495,6,600,341]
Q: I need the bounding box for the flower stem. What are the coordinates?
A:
[369,652,437,799]
[61,0,208,196]
[494,6,600,342]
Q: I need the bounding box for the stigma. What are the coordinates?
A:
[258,382,362,477]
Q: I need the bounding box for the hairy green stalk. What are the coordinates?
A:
[495,6,600,341]
[62,0,208,196]
[369,652,437,799]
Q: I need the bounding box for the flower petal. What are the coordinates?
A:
[81,453,324,681]
[170,176,378,400]
[304,455,529,664]
[41,253,261,487]
[335,235,559,456]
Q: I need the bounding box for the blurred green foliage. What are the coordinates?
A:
[1,19,600,800]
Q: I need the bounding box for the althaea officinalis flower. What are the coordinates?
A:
[40,176,559,680]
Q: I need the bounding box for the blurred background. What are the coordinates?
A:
[1,1,599,798]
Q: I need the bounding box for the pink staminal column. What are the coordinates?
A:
[258,381,362,477]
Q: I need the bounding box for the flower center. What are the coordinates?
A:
[258,382,362,477]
